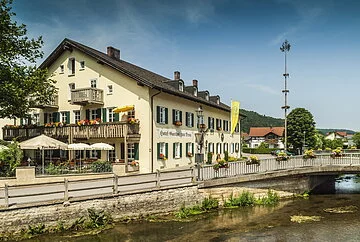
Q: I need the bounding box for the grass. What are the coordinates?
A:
[175,197,219,219]
[224,190,280,208]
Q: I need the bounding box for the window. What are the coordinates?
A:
[208,117,214,130]
[157,142,168,159]
[230,143,234,153]
[223,120,229,132]
[127,109,135,119]
[205,94,209,101]
[179,82,184,91]
[45,113,53,123]
[74,110,80,123]
[208,142,214,153]
[186,142,194,157]
[223,143,228,152]
[90,79,97,88]
[128,143,135,161]
[108,144,116,162]
[216,143,222,154]
[216,118,222,130]
[235,143,240,152]
[80,61,85,70]
[68,58,75,75]
[172,109,182,125]
[107,108,115,122]
[33,113,40,126]
[186,112,194,127]
[107,85,113,95]
[197,115,204,128]
[68,83,75,100]
[235,123,239,132]
[60,111,68,124]
[59,65,64,74]
[156,106,168,124]
[173,142,182,158]
[90,109,98,120]
[194,87,197,96]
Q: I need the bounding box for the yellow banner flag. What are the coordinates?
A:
[230,100,240,135]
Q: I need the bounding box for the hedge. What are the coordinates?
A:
[242,148,278,154]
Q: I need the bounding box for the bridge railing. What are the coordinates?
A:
[199,154,360,181]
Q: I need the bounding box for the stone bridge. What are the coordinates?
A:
[198,154,360,193]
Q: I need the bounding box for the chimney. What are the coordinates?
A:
[174,71,180,80]
[107,46,120,60]
[192,79,198,87]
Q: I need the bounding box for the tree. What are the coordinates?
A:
[323,139,344,150]
[352,132,360,148]
[0,141,22,176]
[287,108,316,153]
[0,0,56,119]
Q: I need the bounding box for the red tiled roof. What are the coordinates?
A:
[336,131,346,137]
[249,127,284,137]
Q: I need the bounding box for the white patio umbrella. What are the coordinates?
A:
[19,134,68,174]
[90,143,114,161]
[67,143,93,170]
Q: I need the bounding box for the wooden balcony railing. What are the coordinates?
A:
[2,122,140,141]
[32,95,59,109]
[71,88,104,105]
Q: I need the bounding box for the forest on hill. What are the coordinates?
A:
[240,109,284,133]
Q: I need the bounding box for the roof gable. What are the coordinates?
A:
[249,127,284,137]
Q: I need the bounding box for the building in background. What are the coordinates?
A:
[247,127,284,149]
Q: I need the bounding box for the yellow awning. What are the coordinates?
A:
[113,105,134,113]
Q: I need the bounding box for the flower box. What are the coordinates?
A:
[303,149,316,160]
[213,160,229,171]
[159,153,167,160]
[174,121,182,126]
[187,152,193,157]
[246,155,260,165]
[199,124,206,129]
[128,118,139,124]
[216,127,222,131]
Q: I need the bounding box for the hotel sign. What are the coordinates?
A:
[157,128,194,139]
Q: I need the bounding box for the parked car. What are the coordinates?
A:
[272,150,293,156]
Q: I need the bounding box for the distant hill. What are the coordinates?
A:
[240,109,284,133]
[317,129,356,135]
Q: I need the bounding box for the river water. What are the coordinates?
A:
[27,175,360,242]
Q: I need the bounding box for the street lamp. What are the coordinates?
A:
[195,106,206,164]
[280,40,291,152]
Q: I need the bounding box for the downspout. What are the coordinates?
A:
[150,88,162,173]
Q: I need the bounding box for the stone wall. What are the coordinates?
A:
[0,185,203,234]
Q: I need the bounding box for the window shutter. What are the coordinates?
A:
[180,143,182,157]
[97,150,101,159]
[173,143,176,158]
[165,143,168,158]
[134,143,139,160]
[44,113,48,124]
[157,143,160,159]
[191,113,194,128]
[66,111,70,124]
[86,110,90,120]
[165,108,168,124]
[96,108,101,119]
[172,109,175,124]
[156,106,160,123]
[120,143,125,160]
[185,112,189,126]
[114,112,119,122]
[186,143,189,155]
[180,111,183,122]
[192,143,194,155]
[20,118,23,125]
[53,112,60,122]
[102,108,107,122]
[208,117,210,128]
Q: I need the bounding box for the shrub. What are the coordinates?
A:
[91,161,112,172]
[224,191,256,207]
[0,141,22,177]
[175,197,219,219]
[207,152,213,164]
[242,148,277,154]
[256,190,280,205]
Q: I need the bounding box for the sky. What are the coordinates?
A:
[10,0,360,131]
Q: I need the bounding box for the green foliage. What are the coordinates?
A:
[242,147,277,154]
[0,141,22,176]
[224,191,256,207]
[0,0,56,119]
[258,142,269,149]
[256,190,280,205]
[175,197,219,219]
[352,132,360,148]
[241,109,284,133]
[287,108,316,152]
[45,163,61,175]
[323,139,344,149]
[224,151,229,162]
[26,223,46,236]
[91,160,112,173]
[207,152,213,164]
[85,208,113,228]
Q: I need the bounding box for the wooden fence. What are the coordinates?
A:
[0,168,195,209]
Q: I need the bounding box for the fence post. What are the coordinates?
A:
[350,154,353,166]
[191,167,196,183]
[113,175,118,194]
[156,169,161,188]
[4,183,9,208]
[64,178,69,202]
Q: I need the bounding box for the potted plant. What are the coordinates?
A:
[187,152,193,157]
[246,155,260,165]
[213,159,229,171]
[199,124,206,129]
[128,118,139,124]
[276,151,289,161]
[216,127,222,131]
[159,153,167,160]
[303,149,316,160]
[130,160,139,167]
[331,147,343,158]
[174,121,182,126]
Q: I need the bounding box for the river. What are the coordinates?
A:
[26,175,360,242]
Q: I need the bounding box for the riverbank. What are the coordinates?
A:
[0,184,296,241]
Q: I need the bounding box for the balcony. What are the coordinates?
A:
[3,122,140,141]
[32,95,59,109]
[71,88,104,105]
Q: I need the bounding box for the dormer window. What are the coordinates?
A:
[179,81,184,92]
[194,87,197,96]
[217,97,220,104]
[205,93,209,101]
